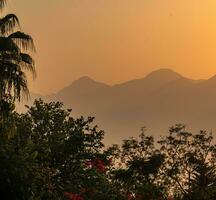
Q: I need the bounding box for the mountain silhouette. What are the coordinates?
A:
[18,68,216,144]
[56,76,110,101]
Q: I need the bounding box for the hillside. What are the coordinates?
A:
[19,69,216,144]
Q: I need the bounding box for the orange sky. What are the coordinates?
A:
[6,0,216,94]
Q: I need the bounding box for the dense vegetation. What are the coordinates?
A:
[0,99,215,200]
[0,1,216,199]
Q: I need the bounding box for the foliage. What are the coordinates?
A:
[0,99,216,200]
[1,1,216,199]
[0,0,35,120]
[0,99,122,199]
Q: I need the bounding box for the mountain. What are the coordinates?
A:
[56,76,110,98]
[19,69,216,144]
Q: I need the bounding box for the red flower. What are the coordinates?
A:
[127,191,134,200]
[84,160,93,168]
[96,159,106,172]
[85,158,107,173]
[108,158,113,166]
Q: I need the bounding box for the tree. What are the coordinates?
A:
[110,130,167,200]
[0,0,35,117]
[0,99,124,200]
[159,124,216,199]
[0,0,6,9]
[0,99,216,199]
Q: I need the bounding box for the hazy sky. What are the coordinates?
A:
[5,0,216,94]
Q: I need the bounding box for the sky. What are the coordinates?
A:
[5,0,216,94]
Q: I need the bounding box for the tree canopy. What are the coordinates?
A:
[0,0,35,119]
[0,1,215,200]
[0,99,215,200]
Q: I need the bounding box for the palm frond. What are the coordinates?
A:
[0,8,36,103]
[13,70,29,101]
[0,0,7,10]
[9,31,35,52]
[0,62,29,101]
[0,14,20,35]
[0,62,19,97]
[0,37,20,52]
[0,52,20,65]
[0,62,21,84]
[20,53,36,78]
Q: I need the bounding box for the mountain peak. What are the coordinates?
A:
[57,76,110,96]
[74,76,95,83]
[203,74,216,86]
[208,74,216,81]
[146,68,183,80]
[112,68,187,93]
[142,68,187,84]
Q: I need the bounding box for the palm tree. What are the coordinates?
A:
[0,0,36,102]
[0,0,35,120]
[0,0,6,9]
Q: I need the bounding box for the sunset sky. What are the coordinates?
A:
[6,0,216,94]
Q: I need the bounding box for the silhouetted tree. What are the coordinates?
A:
[110,130,167,200]
[0,0,35,118]
[159,124,216,199]
[0,0,6,9]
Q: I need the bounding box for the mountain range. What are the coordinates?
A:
[17,68,216,144]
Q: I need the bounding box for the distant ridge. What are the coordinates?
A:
[205,74,216,84]
[144,68,184,80]
[72,76,107,86]
[58,76,110,92]
[56,76,110,99]
[112,68,184,87]
[18,68,216,144]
